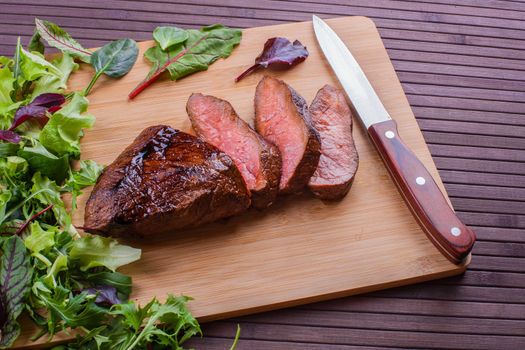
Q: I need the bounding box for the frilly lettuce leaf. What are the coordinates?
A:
[32,54,78,98]
[39,92,95,158]
[24,222,56,254]
[0,67,21,128]
[20,48,63,82]
[69,235,141,272]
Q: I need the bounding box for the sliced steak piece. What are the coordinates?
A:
[254,76,321,194]
[187,93,281,208]
[308,85,359,200]
[84,125,250,237]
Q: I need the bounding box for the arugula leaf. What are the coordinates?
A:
[112,294,201,349]
[37,286,107,337]
[84,39,138,95]
[129,24,241,99]
[0,236,32,348]
[19,142,70,182]
[153,26,189,51]
[69,235,141,272]
[39,92,95,158]
[35,18,92,63]
[32,54,78,98]
[28,31,45,55]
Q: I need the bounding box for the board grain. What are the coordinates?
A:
[14,16,469,348]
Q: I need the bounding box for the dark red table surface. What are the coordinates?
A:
[2,1,524,349]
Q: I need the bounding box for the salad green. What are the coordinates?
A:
[0,19,240,349]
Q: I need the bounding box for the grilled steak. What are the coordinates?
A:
[187,93,281,208]
[84,125,251,237]
[308,85,359,200]
[254,76,321,194]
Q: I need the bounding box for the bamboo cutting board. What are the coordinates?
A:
[16,16,469,348]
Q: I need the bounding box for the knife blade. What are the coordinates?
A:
[312,15,475,264]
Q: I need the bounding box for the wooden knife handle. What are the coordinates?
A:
[368,119,475,264]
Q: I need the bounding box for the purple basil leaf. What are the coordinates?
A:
[0,130,21,144]
[30,93,65,108]
[235,37,309,82]
[10,93,65,131]
[84,285,122,306]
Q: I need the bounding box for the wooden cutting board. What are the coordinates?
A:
[15,16,469,348]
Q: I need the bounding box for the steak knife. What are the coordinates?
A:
[312,16,475,264]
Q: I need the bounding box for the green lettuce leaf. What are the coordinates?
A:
[24,222,55,254]
[32,53,78,98]
[69,235,141,272]
[67,160,103,189]
[42,254,68,288]
[39,92,95,158]
[18,142,70,182]
[30,172,70,229]
[0,143,19,158]
[63,159,103,209]
[0,67,21,128]
[20,47,63,82]
[0,236,32,349]
[2,156,28,178]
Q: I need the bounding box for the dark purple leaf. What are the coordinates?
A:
[10,105,48,130]
[0,131,21,144]
[235,37,309,82]
[30,93,65,108]
[10,93,65,131]
[84,285,121,306]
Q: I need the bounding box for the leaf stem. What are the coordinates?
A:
[15,204,53,235]
[234,64,260,82]
[128,33,209,100]
[229,324,241,350]
[83,69,104,96]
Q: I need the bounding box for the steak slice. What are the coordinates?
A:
[254,76,321,194]
[187,93,281,209]
[308,85,359,200]
[84,125,251,237]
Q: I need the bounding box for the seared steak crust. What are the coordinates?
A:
[254,76,320,194]
[308,85,359,200]
[187,93,281,209]
[84,125,250,237]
